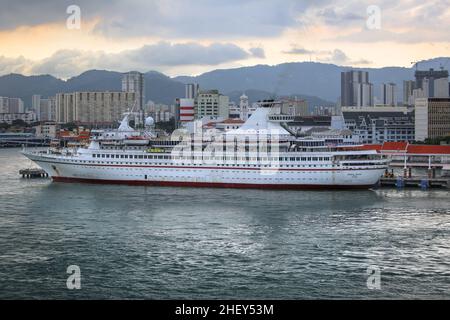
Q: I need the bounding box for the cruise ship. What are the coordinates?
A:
[22,103,389,189]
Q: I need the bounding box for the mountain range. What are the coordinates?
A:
[0,57,449,109]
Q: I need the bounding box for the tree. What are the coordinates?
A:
[60,122,77,130]
[155,118,176,133]
[0,122,11,131]
[11,119,27,127]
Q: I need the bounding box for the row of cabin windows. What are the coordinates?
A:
[93,154,170,160]
[92,154,332,162]
[67,158,379,169]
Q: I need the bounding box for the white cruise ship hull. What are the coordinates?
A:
[24,152,386,190]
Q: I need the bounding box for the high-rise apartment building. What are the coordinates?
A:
[32,95,56,121]
[403,80,415,105]
[341,70,373,107]
[0,96,24,113]
[381,83,397,106]
[185,83,199,99]
[122,71,145,124]
[56,91,136,124]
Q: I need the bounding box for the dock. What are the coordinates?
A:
[19,168,49,179]
[379,177,450,189]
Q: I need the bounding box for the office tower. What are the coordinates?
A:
[195,90,229,119]
[415,98,450,141]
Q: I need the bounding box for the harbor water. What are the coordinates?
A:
[0,148,449,299]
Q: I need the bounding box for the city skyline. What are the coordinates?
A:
[1,0,450,78]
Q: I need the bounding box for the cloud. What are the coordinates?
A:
[316,7,365,25]
[0,41,256,78]
[281,45,372,66]
[283,46,333,55]
[306,0,450,44]
[318,49,371,65]
[0,56,30,74]
[0,0,322,39]
[283,47,315,55]
[0,0,110,30]
[124,42,251,66]
[249,47,266,58]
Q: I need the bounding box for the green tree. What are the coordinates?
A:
[11,119,27,127]
[0,122,11,131]
[60,122,78,130]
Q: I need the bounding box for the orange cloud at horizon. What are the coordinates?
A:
[0,18,152,61]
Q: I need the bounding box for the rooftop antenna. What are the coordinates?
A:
[411,61,419,71]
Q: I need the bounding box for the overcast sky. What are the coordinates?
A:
[1,0,449,78]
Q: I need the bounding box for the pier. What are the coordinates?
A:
[19,168,49,179]
[379,177,450,189]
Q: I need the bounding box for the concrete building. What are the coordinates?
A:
[342,106,415,144]
[228,95,259,120]
[415,98,450,141]
[381,83,397,106]
[0,111,37,124]
[434,77,449,98]
[154,111,171,122]
[32,95,56,121]
[415,68,449,98]
[185,83,199,99]
[178,98,195,123]
[122,71,145,123]
[32,95,41,114]
[403,80,415,106]
[56,92,136,125]
[0,97,9,113]
[0,97,24,113]
[195,90,229,119]
[228,101,240,119]
[341,70,374,107]
[280,98,309,116]
[34,122,59,138]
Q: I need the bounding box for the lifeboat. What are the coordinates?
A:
[124,136,150,145]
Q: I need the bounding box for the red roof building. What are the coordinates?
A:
[362,142,450,156]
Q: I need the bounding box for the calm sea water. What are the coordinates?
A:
[0,148,449,299]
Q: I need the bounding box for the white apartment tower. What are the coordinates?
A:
[381,83,397,106]
[185,83,199,99]
[122,71,145,124]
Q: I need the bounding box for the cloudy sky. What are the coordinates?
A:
[1,0,450,78]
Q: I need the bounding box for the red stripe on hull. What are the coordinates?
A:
[51,176,376,190]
